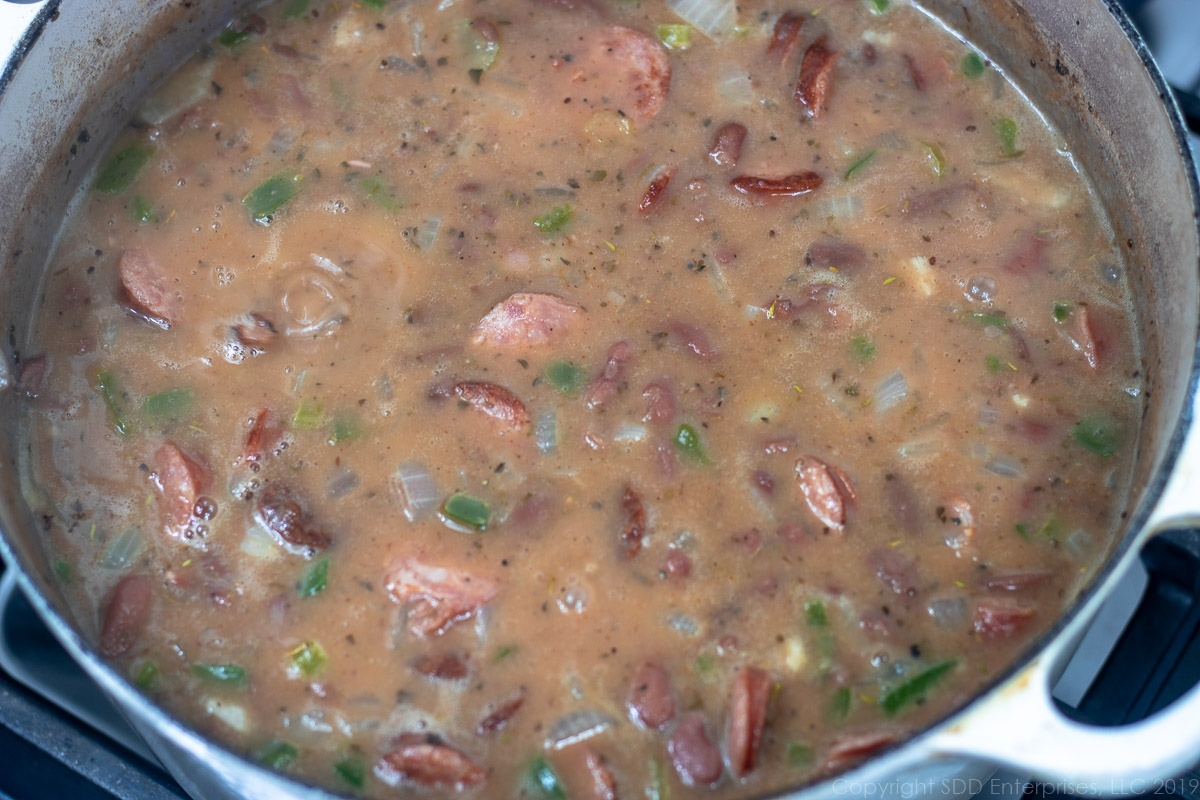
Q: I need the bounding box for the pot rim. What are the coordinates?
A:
[0,0,1197,797]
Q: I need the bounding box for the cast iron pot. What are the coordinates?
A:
[0,0,1198,798]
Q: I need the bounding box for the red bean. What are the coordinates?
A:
[796,455,857,530]
[642,380,677,424]
[581,748,618,800]
[477,693,524,735]
[638,165,677,214]
[412,653,470,680]
[903,53,927,91]
[707,122,747,167]
[254,485,331,557]
[794,36,840,119]
[627,662,674,729]
[618,486,648,560]
[377,734,485,789]
[766,12,805,60]
[99,574,152,657]
[974,599,1036,638]
[243,408,278,465]
[665,321,716,358]
[727,665,771,777]
[585,340,634,410]
[154,442,209,542]
[453,381,530,432]
[668,713,723,785]
[232,312,277,350]
[806,238,866,272]
[825,730,897,771]
[730,172,823,197]
[1001,232,1049,275]
[868,548,920,598]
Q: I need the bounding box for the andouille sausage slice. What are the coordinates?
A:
[376,733,486,790]
[668,712,723,786]
[385,557,500,636]
[453,381,530,432]
[795,35,840,120]
[824,730,897,772]
[973,598,1036,639]
[727,665,771,778]
[592,26,671,124]
[154,442,210,541]
[99,574,152,657]
[118,248,181,328]
[472,292,581,348]
[796,455,857,530]
[627,661,675,729]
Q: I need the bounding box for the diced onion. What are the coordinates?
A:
[310,253,345,275]
[138,60,217,125]
[809,194,863,221]
[241,525,282,559]
[983,458,1022,478]
[536,410,558,454]
[668,0,736,39]
[411,18,426,57]
[416,217,441,251]
[978,404,1000,427]
[896,438,939,459]
[392,462,439,521]
[546,710,616,750]
[1065,528,1094,559]
[327,468,360,498]
[927,598,967,629]
[666,612,700,636]
[873,371,908,414]
[99,528,144,570]
[204,698,248,732]
[612,424,647,443]
[714,69,754,106]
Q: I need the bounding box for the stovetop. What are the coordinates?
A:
[0,1,1197,799]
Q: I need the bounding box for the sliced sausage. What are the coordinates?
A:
[253,485,332,557]
[154,442,210,542]
[727,665,771,778]
[118,248,180,328]
[376,733,486,790]
[668,712,723,786]
[638,165,677,214]
[99,574,152,657]
[585,340,634,409]
[472,292,581,348]
[618,485,648,560]
[453,381,530,432]
[796,456,856,530]
[766,12,805,61]
[973,599,1036,639]
[477,693,524,735]
[730,173,823,197]
[592,26,671,124]
[708,123,747,167]
[385,557,500,637]
[627,661,675,729]
[795,36,840,120]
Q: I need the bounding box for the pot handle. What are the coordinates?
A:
[928,403,1200,792]
[0,1,49,75]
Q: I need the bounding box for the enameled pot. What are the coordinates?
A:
[1,1,1198,798]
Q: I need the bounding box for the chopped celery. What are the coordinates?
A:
[243,171,303,226]
[656,24,692,50]
[493,644,518,662]
[298,558,329,598]
[544,361,584,394]
[460,19,500,71]
[93,143,155,195]
[217,28,253,49]
[843,149,878,181]
[920,141,946,177]
[1071,415,1121,457]
[132,195,156,223]
[533,204,572,236]
[329,412,363,443]
[1038,515,1064,540]
[292,400,324,430]
[985,354,1003,373]
[673,424,710,464]
[805,599,829,627]
[1052,301,1070,322]
[868,0,888,12]
[828,686,852,721]
[282,0,309,18]
[257,739,299,770]
[287,641,328,678]
[528,756,567,799]
[590,169,607,182]
[994,117,1020,157]
[786,741,814,768]
[334,753,367,789]
[647,757,669,800]
[133,660,161,690]
[361,0,387,9]
[144,388,194,421]
[356,175,403,212]
[96,368,130,436]
[53,560,71,582]
[961,52,986,78]
[1014,522,1031,540]
[191,663,247,688]
[850,336,877,362]
[964,311,1009,329]
[879,659,958,715]
[441,492,490,531]
[695,652,717,681]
